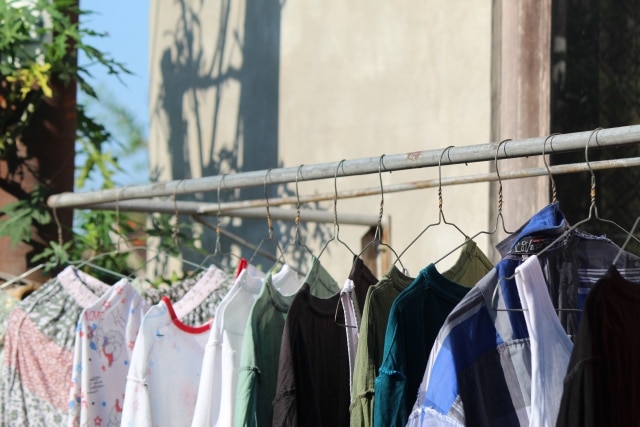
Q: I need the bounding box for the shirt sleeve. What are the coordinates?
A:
[272,317,297,427]
[120,375,152,427]
[372,316,408,427]
[235,366,259,426]
[234,321,259,427]
[120,345,153,427]
[373,366,407,427]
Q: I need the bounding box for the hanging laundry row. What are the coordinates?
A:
[2,203,640,427]
[4,127,640,427]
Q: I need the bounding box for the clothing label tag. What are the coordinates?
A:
[509,235,554,255]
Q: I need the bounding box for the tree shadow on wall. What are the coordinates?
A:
[152,0,330,274]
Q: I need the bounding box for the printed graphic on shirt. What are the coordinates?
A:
[509,235,556,255]
[68,281,147,427]
[85,324,125,370]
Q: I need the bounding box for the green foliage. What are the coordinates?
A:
[0,0,204,280]
[31,240,72,267]
[0,185,51,248]
[146,214,207,257]
[0,0,130,157]
[75,107,121,190]
[0,0,164,278]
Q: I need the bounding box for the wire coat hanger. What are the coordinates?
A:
[316,160,357,261]
[249,169,289,269]
[290,164,316,259]
[542,133,560,204]
[613,215,640,265]
[432,139,515,265]
[486,133,563,303]
[430,142,513,264]
[396,146,467,263]
[211,174,228,261]
[195,174,242,271]
[489,134,576,313]
[490,138,514,235]
[355,155,406,272]
[431,146,476,264]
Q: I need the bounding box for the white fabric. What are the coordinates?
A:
[270,263,303,295]
[340,278,359,393]
[120,297,211,427]
[68,279,148,427]
[191,265,264,427]
[406,407,464,427]
[188,258,334,427]
[514,255,573,427]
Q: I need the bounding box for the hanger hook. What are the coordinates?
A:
[495,139,511,216]
[316,162,346,261]
[52,205,63,247]
[115,187,127,250]
[114,188,121,236]
[333,160,346,237]
[172,181,183,246]
[263,169,274,240]
[214,174,226,256]
[295,165,304,245]
[374,155,387,242]
[585,128,602,211]
[438,146,455,220]
[333,159,356,256]
[493,139,514,234]
[374,154,407,272]
[542,134,560,203]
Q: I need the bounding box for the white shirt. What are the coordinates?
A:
[514,255,573,427]
[192,265,300,427]
[191,265,264,427]
[120,296,211,427]
[68,279,148,427]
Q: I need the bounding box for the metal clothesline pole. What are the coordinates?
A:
[84,204,380,226]
[85,156,640,215]
[47,125,640,208]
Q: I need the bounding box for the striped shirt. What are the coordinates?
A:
[407,203,640,427]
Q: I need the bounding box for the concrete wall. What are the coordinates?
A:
[149,0,494,280]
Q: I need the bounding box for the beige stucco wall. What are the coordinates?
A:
[149,0,494,279]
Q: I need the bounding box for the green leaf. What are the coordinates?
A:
[0,208,33,247]
[0,186,54,247]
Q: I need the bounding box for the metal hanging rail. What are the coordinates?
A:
[102,205,379,226]
[47,125,640,208]
[84,156,640,215]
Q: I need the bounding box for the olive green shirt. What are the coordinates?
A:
[349,240,493,427]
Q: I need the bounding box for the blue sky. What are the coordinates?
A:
[79,0,150,187]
